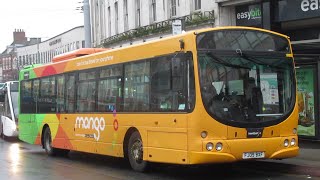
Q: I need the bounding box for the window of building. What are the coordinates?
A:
[100,0,106,39]
[135,0,141,27]
[124,0,129,31]
[171,0,177,17]
[76,41,80,49]
[108,6,111,37]
[151,0,157,22]
[194,0,201,10]
[115,2,119,34]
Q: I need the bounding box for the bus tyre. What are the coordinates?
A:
[128,131,148,172]
[43,128,57,156]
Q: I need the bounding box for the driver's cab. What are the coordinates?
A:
[200,62,263,122]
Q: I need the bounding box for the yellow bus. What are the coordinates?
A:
[18,26,298,172]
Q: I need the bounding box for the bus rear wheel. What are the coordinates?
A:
[43,127,57,156]
[128,131,148,172]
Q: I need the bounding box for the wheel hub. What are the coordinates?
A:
[131,140,143,163]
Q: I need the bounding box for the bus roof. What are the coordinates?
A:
[51,48,109,63]
[19,27,291,81]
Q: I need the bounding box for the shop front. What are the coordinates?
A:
[276,0,320,140]
[294,57,318,140]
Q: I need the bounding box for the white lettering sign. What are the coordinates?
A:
[75,116,106,141]
[236,7,261,20]
[301,0,320,12]
[76,56,114,67]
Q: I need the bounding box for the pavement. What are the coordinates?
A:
[257,139,320,177]
[281,139,320,167]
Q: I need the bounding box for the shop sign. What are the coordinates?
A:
[236,4,262,27]
[278,0,320,22]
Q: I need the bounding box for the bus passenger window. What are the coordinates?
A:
[124,61,150,112]
[66,75,75,113]
[151,53,188,112]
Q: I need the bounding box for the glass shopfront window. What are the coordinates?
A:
[296,66,316,137]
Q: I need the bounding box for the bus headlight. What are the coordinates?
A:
[215,142,223,151]
[284,139,289,147]
[206,142,214,151]
[291,138,296,146]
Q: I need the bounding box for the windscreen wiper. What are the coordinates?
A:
[205,52,251,70]
[235,50,287,69]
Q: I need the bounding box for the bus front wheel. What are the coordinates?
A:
[128,131,148,172]
[43,127,57,156]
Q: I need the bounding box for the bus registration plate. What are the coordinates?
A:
[242,152,265,159]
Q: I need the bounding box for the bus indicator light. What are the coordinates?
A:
[215,142,223,151]
[201,131,208,138]
[284,139,289,147]
[291,138,296,146]
[293,128,297,134]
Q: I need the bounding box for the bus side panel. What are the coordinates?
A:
[95,125,126,157]
[19,114,34,144]
[39,114,62,147]
[146,131,188,164]
[134,114,188,164]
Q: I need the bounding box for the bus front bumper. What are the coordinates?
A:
[189,136,299,164]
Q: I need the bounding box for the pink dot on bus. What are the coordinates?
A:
[113,109,117,117]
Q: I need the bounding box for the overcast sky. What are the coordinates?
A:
[0,0,83,51]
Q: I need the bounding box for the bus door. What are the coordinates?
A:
[20,80,37,142]
[31,79,40,141]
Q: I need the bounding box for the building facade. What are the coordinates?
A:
[1,26,85,82]
[89,0,217,48]
[0,29,29,82]
[16,26,85,71]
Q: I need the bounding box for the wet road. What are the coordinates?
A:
[0,138,319,180]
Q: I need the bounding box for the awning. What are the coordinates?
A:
[215,0,256,7]
[291,39,320,55]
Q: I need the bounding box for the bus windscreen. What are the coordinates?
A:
[196,29,290,53]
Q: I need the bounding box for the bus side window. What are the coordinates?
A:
[172,54,188,111]
[150,53,190,112]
